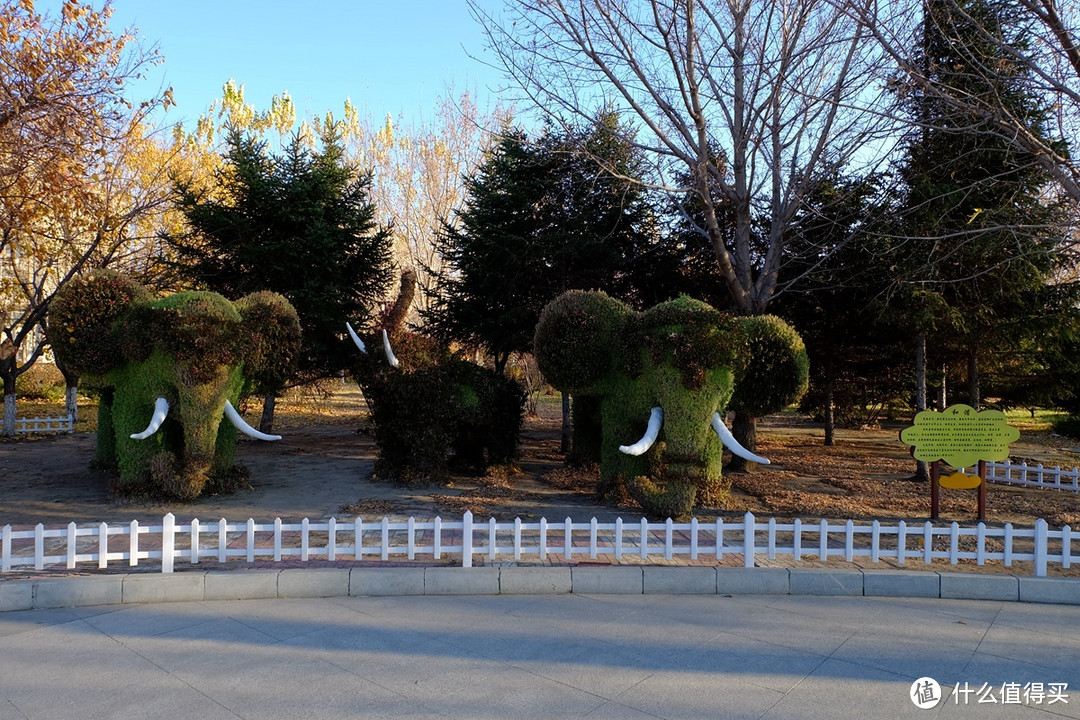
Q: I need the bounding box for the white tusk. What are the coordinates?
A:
[712,412,770,465]
[346,322,367,353]
[619,406,663,456]
[382,329,400,368]
[224,399,281,441]
[130,397,170,440]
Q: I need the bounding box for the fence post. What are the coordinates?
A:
[897,520,907,564]
[1034,519,1049,577]
[131,518,142,569]
[2,525,10,573]
[219,518,228,564]
[190,519,200,565]
[34,524,44,570]
[162,513,175,573]
[743,512,755,568]
[434,516,442,559]
[462,511,473,568]
[67,522,77,569]
[99,522,108,569]
[408,517,417,561]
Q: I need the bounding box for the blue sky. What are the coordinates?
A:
[44,0,511,128]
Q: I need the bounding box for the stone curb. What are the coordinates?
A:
[2,567,1078,612]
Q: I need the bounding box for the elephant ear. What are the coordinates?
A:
[46,270,152,378]
[534,290,630,394]
[235,291,302,393]
[730,315,809,417]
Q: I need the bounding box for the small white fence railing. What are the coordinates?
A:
[980,461,1080,493]
[14,415,73,434]
[1,511,1074,577]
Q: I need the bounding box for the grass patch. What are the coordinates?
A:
[1005,408,1068,433]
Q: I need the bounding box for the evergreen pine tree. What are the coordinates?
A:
[894,0,1068,412]
[424,114,659,372]
[169,126,394,428]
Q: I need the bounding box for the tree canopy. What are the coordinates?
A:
[424,114,659,372]
[168,125,394,392]
[0,0,169,434]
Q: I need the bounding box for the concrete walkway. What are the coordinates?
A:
[1,593,1078,719]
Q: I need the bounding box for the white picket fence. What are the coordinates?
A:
[14,415,73,434]
[982,460,1080,493]
[1,511,1075,577]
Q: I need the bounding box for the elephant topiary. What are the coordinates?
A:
[347,271,525,485]
[47,270,301,499]
[534,290,808,518]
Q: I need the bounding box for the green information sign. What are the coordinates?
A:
[900,404,1020,469]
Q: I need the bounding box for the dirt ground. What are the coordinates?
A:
[3,390,1080,534]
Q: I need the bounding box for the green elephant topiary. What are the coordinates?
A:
[535,291,808,518]
[347,271,525,485]
[47,270,301,499]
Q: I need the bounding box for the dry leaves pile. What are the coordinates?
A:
[432,466,542,516]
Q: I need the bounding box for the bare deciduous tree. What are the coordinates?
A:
[848,0,1079,204]
[471,0,895,316]
[331,92,511,321]
[471,0,895,458]
[0,0,170,434]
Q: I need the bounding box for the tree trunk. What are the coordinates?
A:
[726,412,758,472]
[913,332,929,482]
[2,371,14,437]
[967,344,979,410]
[823,354,835,447]
[560,392,571,454]
[58,365,79,424]
[260,391,278,434]
[937,363,947,410]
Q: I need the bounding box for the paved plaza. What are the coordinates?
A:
[1,592,1078,719]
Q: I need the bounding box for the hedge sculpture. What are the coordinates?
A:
[47,270,301,499]
[534,291,808,518]
[348,271,525,485]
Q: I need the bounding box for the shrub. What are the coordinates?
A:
[15,363,66,401]
[356,330,525,485]
[1053,415,1080,441]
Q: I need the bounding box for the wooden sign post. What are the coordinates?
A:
[900,404,1019,522]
